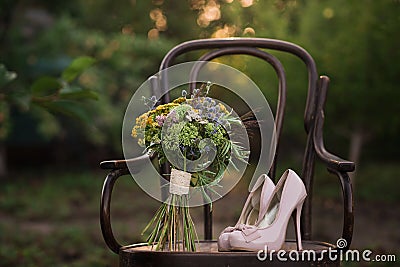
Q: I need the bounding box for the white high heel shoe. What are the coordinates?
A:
[228,169,307,252]
[218,174,275,251]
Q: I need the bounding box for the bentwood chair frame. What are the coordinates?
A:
[100,38,355,267]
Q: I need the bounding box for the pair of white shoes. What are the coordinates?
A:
[218,169,307,252]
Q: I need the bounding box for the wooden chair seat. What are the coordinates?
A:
[120,241,339,267]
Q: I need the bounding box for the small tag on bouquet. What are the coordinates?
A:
[169,168,191,195]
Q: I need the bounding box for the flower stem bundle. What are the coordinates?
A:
[142,194,197,251]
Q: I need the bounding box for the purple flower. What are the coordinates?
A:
[168,110,179,123]
[156,115,166,126]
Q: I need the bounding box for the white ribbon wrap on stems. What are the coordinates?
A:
[169,168,191,195]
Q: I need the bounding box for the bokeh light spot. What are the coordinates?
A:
[240,0,254,8]
[323,7,334,19]
[243,27,255,36]
[148,28,159,40]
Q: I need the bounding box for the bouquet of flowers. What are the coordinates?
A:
[131,82,249,251]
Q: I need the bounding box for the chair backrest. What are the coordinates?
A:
[152,38,321,241]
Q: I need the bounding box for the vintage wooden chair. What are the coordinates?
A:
[100,38,355,266]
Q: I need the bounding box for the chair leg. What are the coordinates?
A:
[204,204,212,240]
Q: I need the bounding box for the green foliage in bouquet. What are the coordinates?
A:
[131,83,249,251]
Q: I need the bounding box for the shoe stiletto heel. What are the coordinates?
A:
[293,197,306,251]
[228,169,307,252]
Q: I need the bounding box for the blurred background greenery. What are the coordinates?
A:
[0,0,399,266]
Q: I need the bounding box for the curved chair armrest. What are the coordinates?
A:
[100,153,155,253]
[312,76,354,249]
[315,119,354,249]
[100,153,154,171]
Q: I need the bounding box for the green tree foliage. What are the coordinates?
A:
[0,4,174,150]
[0,0,398,166]
[296,0,400,160]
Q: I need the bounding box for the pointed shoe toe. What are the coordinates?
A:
[217,232,231,251]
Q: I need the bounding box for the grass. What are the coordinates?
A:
[0,169,159,267]
[0,162,399,266]
[0,223,110,267]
